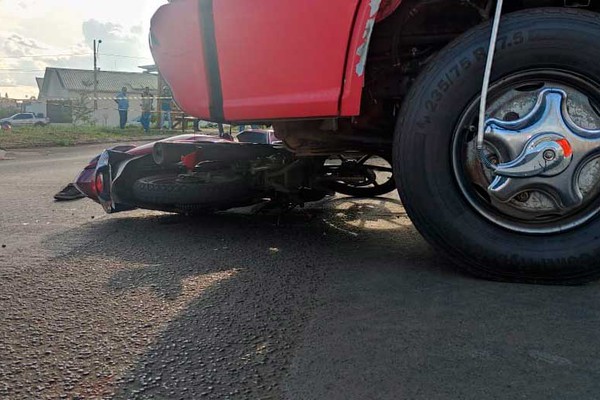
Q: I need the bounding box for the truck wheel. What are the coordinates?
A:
[395,9,600,284]
[34,122,45,127]
[133,174,254,210]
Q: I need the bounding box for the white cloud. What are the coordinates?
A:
[0,0,165,99]
[0,77,18,87]
[82,20,150,71]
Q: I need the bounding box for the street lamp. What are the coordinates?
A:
[93,39,102,110]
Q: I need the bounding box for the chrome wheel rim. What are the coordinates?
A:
[452,70,600,234]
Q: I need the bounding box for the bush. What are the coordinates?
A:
[0,108,19,119]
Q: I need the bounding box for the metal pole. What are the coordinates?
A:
[93,40,100,110]
[158,73,163,129]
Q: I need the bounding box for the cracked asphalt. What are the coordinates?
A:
[1,144,600,399]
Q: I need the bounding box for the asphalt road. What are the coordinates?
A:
[1,144,600,399]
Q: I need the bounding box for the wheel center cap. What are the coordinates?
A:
[494,134,573,178]
[481,88,600,210]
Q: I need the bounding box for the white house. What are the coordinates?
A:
[37,68,158,127]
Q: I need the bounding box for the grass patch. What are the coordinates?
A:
[0,125,218,149]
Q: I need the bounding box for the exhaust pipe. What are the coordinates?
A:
[153,142,198,166]
[153,141,281,166]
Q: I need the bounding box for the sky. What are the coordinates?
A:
[0,0,167,98]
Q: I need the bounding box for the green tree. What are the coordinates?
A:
[72,92,95,125]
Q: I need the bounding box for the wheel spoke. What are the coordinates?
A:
[367,166,393,173]
[357,155,372,165]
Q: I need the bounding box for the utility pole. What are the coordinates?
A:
[93,39,102,110]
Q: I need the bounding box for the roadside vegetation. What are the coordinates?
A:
[0,124,218,149]
[0,107,20,120]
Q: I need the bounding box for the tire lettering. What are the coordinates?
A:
[438,79,450,93]
[513,31,524,45]
[473,47,487,62]
[460,57,472,70]
[425,101,437,113]
[450,65,461,79]
[497,35,507,50]
[422,31,525,123]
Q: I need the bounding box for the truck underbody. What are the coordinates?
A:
[275,0,600,156]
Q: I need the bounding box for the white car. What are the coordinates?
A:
[0,113,50,127]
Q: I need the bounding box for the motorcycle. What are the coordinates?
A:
[73,129,395,215]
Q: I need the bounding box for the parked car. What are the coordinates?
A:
[0,113,49,127]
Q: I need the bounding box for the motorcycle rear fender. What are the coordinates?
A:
[96,150,140,214]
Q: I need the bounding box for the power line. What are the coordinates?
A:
[0,69,46,72]
[0,52,152,61]
[99,53,152,60]
[0,53,92,60]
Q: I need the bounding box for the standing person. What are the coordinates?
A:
[115,87,129,129]
[160,88,172,130]
[140,87,154,133]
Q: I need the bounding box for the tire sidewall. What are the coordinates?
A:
[395,9,600,280]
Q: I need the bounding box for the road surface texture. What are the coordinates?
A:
[1,144,600,400]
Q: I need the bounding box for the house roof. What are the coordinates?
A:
[35,77,44,91]
[139,64,158,73]
[41,67,158,95]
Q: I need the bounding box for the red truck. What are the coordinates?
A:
[85,1,600,284]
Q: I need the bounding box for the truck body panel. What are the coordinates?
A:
[150,0,404,122]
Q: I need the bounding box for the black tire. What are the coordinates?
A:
[133,174,254,209]
[34,122,45,127]
[329,155,396,198]
[395,8,600,284]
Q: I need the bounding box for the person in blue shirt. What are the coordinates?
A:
[114,87,129,129]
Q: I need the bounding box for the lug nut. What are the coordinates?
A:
[543,150,556,161]
[489,156,499,165]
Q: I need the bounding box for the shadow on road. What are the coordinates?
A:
[39,196,600,400]
[39,196,448,398]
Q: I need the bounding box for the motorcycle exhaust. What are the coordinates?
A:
[153,142,198,166]
[153,141,282,166]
